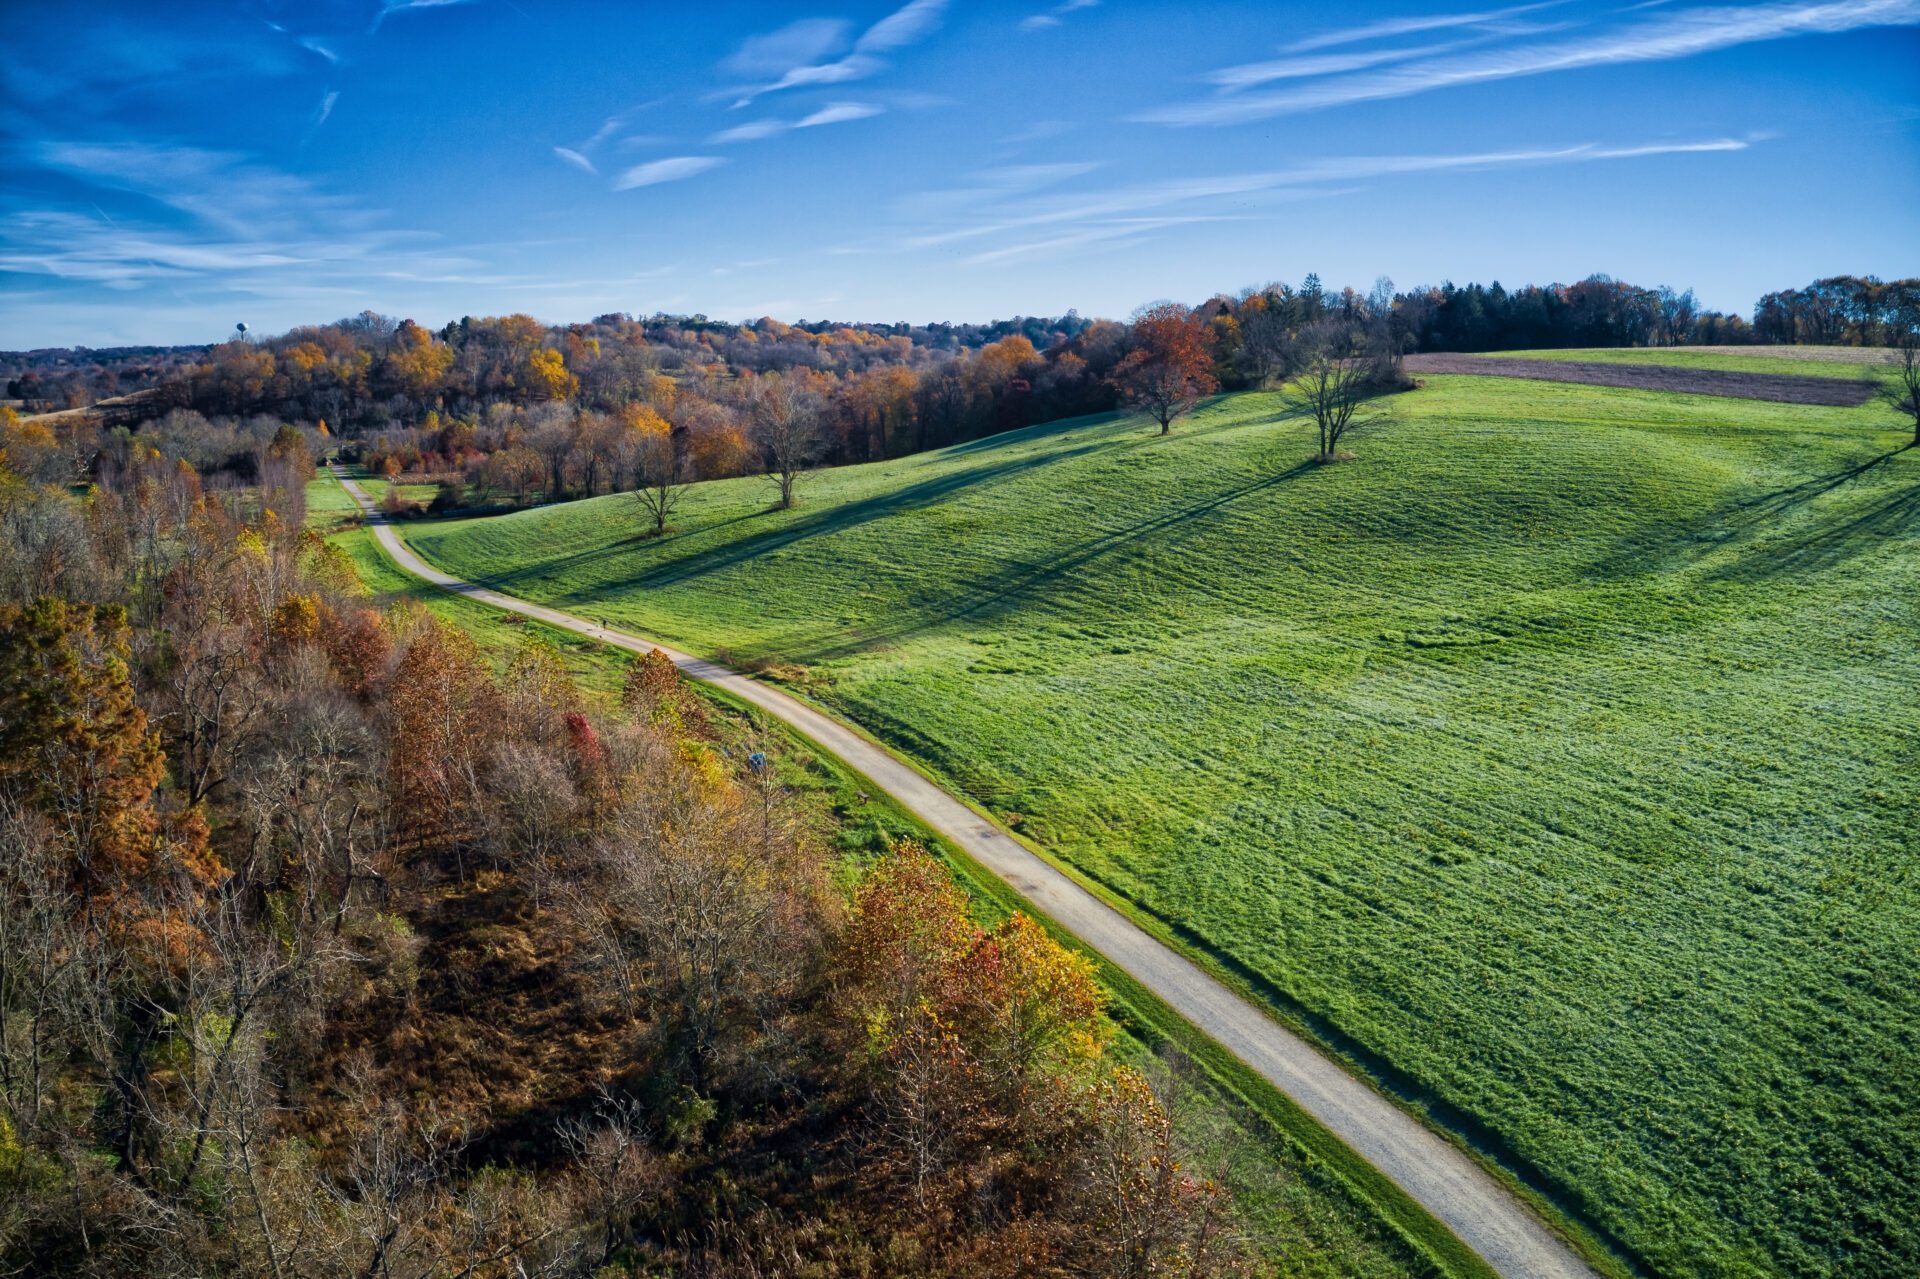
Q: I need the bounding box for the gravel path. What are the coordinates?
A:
[1405,353,1877,405]
[333,466,1601,1279]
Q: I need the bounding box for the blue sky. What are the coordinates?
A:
[3,0,1917,346]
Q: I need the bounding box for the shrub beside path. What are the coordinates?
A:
[331,465,1600,1279]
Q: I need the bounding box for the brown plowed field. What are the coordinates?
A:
[1403,353,1878,406]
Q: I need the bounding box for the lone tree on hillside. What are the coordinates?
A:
[1290,346,1370,461]
[1894,330,1920,449]
[628,407,689,536]
[750,376,823,509]
[1112,303,1218,434]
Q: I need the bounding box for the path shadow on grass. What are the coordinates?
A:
[1583,449,1906,583]
[463,441,1113,599]
[782,458,1321,662]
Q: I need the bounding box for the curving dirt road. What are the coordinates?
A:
[331,466,1599,1279]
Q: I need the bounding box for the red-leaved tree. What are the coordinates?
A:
[1112,304,1219,435]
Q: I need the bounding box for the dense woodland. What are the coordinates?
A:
[5,274,1913,520]
[0,392,1256,1275]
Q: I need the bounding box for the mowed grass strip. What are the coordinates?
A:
[1501,346,1902,384]
[405,378,1920,1278]
[1403,356,1876,406]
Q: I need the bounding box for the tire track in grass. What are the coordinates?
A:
[329,465,1600,1279]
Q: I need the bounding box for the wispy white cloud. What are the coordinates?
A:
[2,144,457,297]
[1206,41,1478,91]
[796,101,885,128]
[39,143,365,239]
[893,161,1104,218]
[553,146,596,174]
[997,119,1079,145]
[370,0,477,33]
[964,217,1224,265]
[710,102,885,143]
[613,155,724,190]
[899,139,1752,262]
[1021,0,1098,32]
[710,120,788,143]
[299,36,340,62]
[723,18,851,75]
[1282,2,1561,52]
[581,116,627,150]
[314,89,340,126]
[856,0,949,52]
[372,0,479,32]
[1146,0,1920,124]
[730,0,947,105]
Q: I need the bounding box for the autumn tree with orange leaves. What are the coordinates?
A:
[0,598,218,909]
[385,618,500,858]
[0,418,1264,1276]
[623,403,688,536]
[1112,303,1219,434]
[841,841,1242,1272]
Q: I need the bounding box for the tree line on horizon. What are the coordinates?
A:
[3,272,1914,522]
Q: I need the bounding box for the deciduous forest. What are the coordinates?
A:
[6,274,1914,526]
[0,407,1259,1276]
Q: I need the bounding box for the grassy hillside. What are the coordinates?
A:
[403,378,1919,1278]
[307,466,1457,1279]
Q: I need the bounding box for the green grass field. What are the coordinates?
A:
[346,474,441,508]
[305,465,1454,1279]
[395,379,1918,1278]
[308,468,627,699]
[1503,346,1899,384]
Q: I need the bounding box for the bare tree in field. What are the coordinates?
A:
[1290,348,1369,460]
[1894,330,1920,449]
[749,377,823,509]
[630,419,689,536]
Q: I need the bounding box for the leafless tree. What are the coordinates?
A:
[1289,347,1370,460]
[631,422,691,536]
[529,413,578,501]
[487,741,576,910]
[1894,329,1920,449]
[1234,305,1295,388]
[1072,1075,1240,1279]
[0,799,81,1147]
[587,730,817,1089]
[866,1005,965,1208]
[159,569,268,805]
[749,378,822,509]
[229,688,383,928]
[574,411,625,496]
[557,1091,664,1267]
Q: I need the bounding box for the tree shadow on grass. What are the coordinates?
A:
[1703,478,1920,583]
[937,409,1122,456]
[781,458,1322,663]
[460,439,1115,600]
[1583,449,1906,583]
